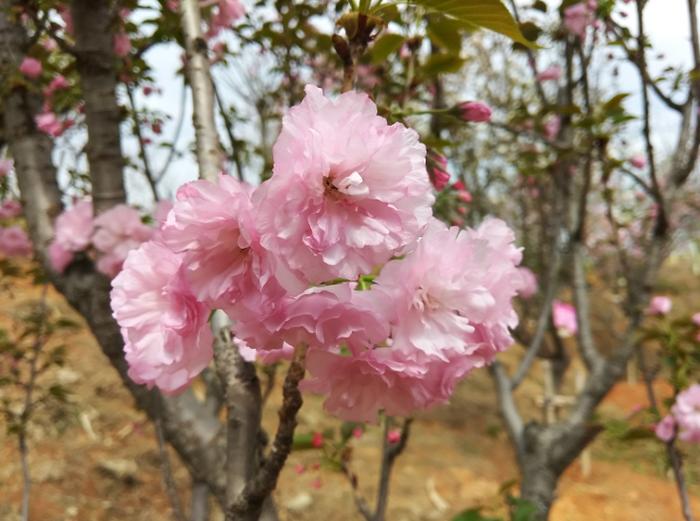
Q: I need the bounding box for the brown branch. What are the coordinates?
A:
[226,346,307,521]
[155,417,188,521]
[372,418,412,521]
[125,83,159,201]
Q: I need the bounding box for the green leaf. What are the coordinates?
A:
[421,52,466,77]
[427,14,464,53]
[451,508,501,521]
[391,0,533,47]
[368,33,406,65]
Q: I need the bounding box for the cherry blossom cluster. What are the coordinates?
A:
[48,200,168,277]
[656,384,700,443]
[110,85,528,422]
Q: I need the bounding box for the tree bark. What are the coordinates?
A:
[70,0,126,213]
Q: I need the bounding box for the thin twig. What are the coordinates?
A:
[156,79,188,183]
[19,284,49,521]
[637,352,695,521]
[373,417,412,521]
[155,417,188,521]
[126,83,159,201]
[226,346,308,521]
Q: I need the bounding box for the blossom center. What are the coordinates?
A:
[324,170,370,199]
[411,287,440,312]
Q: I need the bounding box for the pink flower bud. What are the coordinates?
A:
[654,414,675,442]
[387,429,401,444]
[629,154,646,169]
[311,432,324,448]
[536,65,562,82]
[457,101,492,123]
[114,32,132,58]
[19,57,42,79]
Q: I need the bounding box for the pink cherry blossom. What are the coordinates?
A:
[48,241,74,273]
[647,295,672,316]
[564,1,597,39]
[44,75,70,97]
[537,65,562,82]
[161,175,281,308]
[19,57,42,79]
[457,101,492,123]
[654,414,675,442]
[93,204,154,278]
[672,384,700,443]
[0,200,22,219]
[35,111,65,137]
[374,218,521,362]
[52,199,94,252]
[692,312,700,327]
[0,226,32,257]
[111,241,213,394]
[207,0,246,38]
[113,32,132,57]
[256,85,433,284]
[515,267,538,299]
[552,300,578,336]
[629,154,647,169]
[234,336,293,364]
[0,159,13,177]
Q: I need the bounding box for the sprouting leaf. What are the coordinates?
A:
[380,0,533,47]
[451,508,501,521]
[369,33,406,64]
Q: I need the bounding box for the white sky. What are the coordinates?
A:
[119,0,698,207]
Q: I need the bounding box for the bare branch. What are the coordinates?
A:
[155,417,188,521]
[572,246,603,371]
[490,362,524,458]
[180,0,222,181]
[125,83,159,201]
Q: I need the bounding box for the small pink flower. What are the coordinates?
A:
[352,426,363,439]
[456,189,472,203]
[294,463,306,475]
[629,154,647,169]
[672,385,700,443]
[48,241,74,273]
[19,57,42,79]
[0,200,22,219]
[310,477,322,489]
[536,65,562,82]
[386,429,401,444]
[552,300,578,336]
[0,159,13,177]
[647,295,672,316]
[113,32,132,58]
[311,432,324,448]
[166,0,180,11]
[44,75,70,97]
[457,101,492,123]
[515,267,538,299]
[35,111,65,137]
[692,312,700,327]
[111,241,214,394]
[564,1,597,39]
[0,226,32,257]
[654,414,675,442]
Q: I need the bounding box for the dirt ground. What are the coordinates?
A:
[1,264,699,521]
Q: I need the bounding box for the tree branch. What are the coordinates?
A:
[180,0,221,181]
[226,346,307,521]
[373,418,412,521]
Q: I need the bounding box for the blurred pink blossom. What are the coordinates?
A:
[647,295,672,316]
[19,57,42,79]
[552,300,578,336]
[0,226,32,257]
